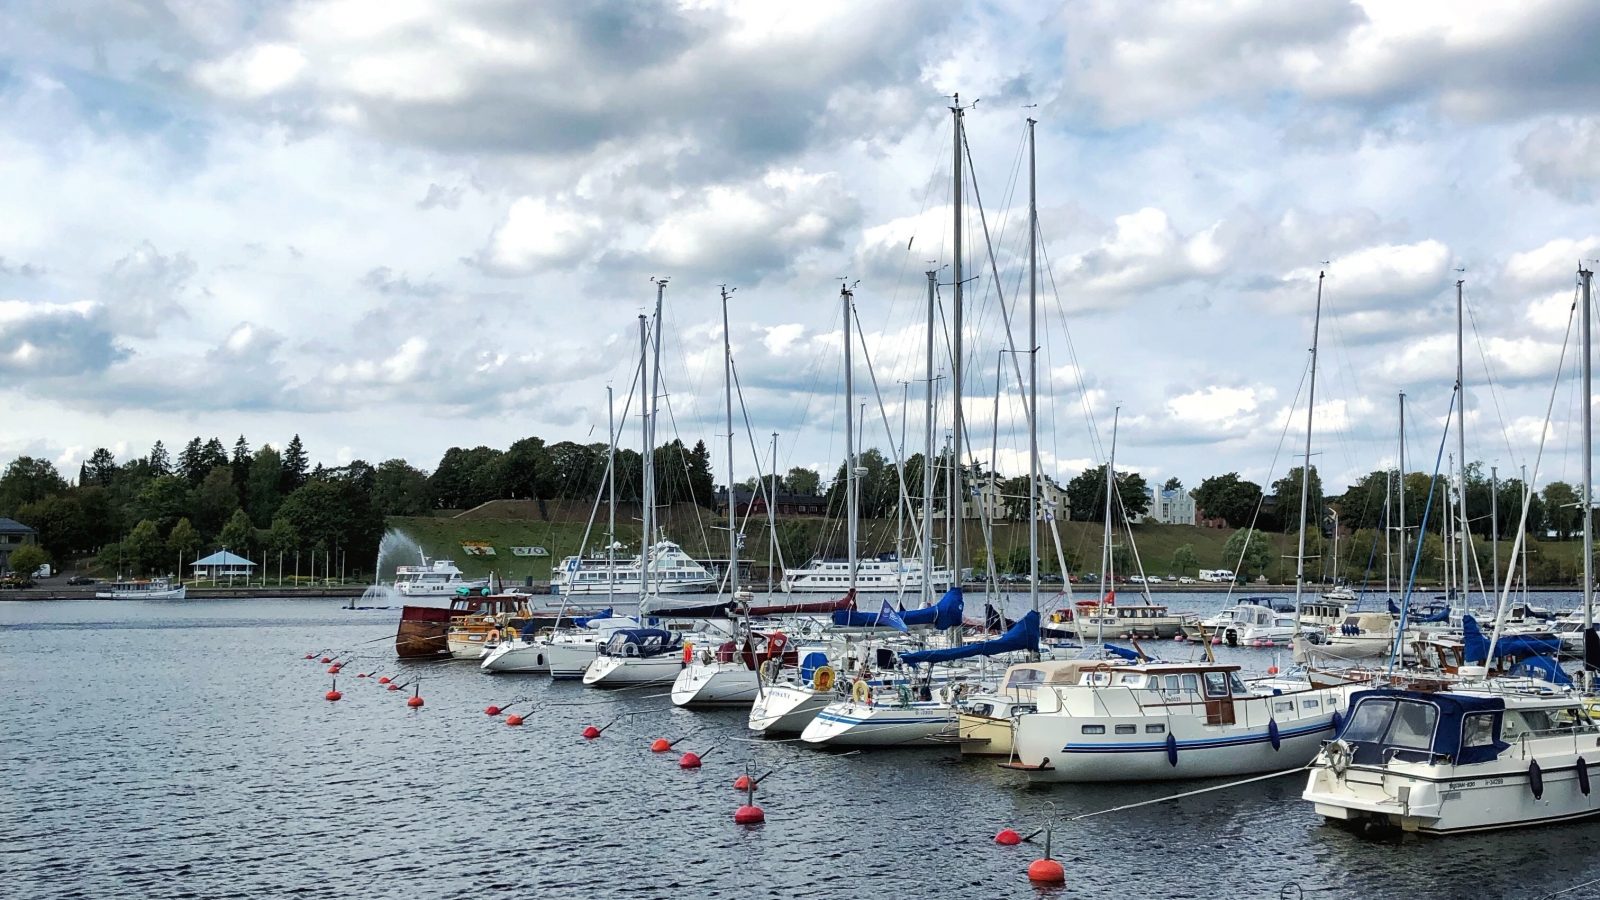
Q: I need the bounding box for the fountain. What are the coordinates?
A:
[352,530,425,609]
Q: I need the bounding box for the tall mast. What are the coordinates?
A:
[1027,116,1040,618]
[1101,408,1119,646]
[843,284,858,592]
[1581,267,1594,643]
[638,312,652,601]
[1455,278,1470,604]
[644,280,666,601]
[1397,392,1408,593]
[607,384,616,603]
[950,94,966,586]
[769,433,779,594]
[898,380,908,584]
[923,270,937,607]
[722,285,738,598]
[1293,272,1324,631]
[1490,465,1500,597]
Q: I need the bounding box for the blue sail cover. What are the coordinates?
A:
[1462,615,1561,663]
[572,609,615,628]
[899,587,965,629]
[1508,654,1574,686]
[1103,643,1141,661]
[1387,598,1450,623]
[897,611,1040,666]
[831,599,909,632]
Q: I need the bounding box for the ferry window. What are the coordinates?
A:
[1181,674,1199,694]
[1082,725,1106,734]
[1203,673,1228,697]
[1274,701,1294,714]
[1302,699,1321,709]
[1115,724,1137,734]
[1462,713,1496,748]
[1145,724,1165,734]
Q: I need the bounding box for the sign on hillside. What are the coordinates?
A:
[461,541,496,556]
[510,546,549,557]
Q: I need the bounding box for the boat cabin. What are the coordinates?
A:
[1336,612,1394,637]
[1078,663,1253,725]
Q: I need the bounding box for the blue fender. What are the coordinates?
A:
[1579,757,1592,796]
[1268,718,1281,751]
[1166,732,1178,767]
[1530,760,1545,800]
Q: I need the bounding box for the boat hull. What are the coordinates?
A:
[480,640,550,673]
[395,606,454,658]
[671,662,760,707]
[545,640,601,679]
[748,683,832,734]
[96,587,188,600]
[957,713,1017,757]
[800,700,955,747]
[581,654,684,688]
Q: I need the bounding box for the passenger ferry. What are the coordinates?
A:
[394,558,489,597]
[781,553,953,594]
[95,577,187,600]
[550,540,714,595]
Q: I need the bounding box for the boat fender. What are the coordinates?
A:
[1268,719,1281,751]
[812,665,836,693]
[1165,732,1178,768]
[851,678,871,704]
[1579,757,1591,796]
[1330,709,1343,735]
[1530,760,1544,800]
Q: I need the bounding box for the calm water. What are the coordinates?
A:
[4,593,1600,900]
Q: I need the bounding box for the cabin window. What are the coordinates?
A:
[1081,725,1105,734]
[1164,675,1181,692]
[1181,674,1199,694]
[1203,672,1228,697]
[1145,724,1165,734]
[1005,669,1045,689]
[1115,724,1137,735]
[1462,713,1497,748]
[1274,701,1294,714]
[1344,698,1438,751]
[1301,699,1321,709]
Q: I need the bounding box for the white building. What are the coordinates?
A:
[191,550,257,580]
[962,473,1070,522]
[1138,486,1197,525]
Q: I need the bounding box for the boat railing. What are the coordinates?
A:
[1515,724,1600,760]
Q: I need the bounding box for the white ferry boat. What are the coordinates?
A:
[781,554,952,594]
[550,540,714,595]
[95,577,187,600]
[394,559,490,598]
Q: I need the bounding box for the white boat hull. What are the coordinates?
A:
[748,683,832,734]
[545,640,601,679]
[554,579,712,595]
[97,586,188,600]
[480,640,550,674]
[671,661,760,707]
[800,699,956,747]
[581,654,684,688]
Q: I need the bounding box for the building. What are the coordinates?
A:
[1139,486,1198,525]
[191,550,257,580]
[961,473,1070,522]
[715,488,829,518]
[0,518,37,573]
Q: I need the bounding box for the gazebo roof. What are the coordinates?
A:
[0,517,36,534]
[192,550,257,567]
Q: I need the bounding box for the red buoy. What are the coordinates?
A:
[734,805,765,824]
[327,665,341,674]
[357,672,369,678]
[650,738,672,752]
[995,828,1022,846]
[679,752,703,769]
[733,774,752,790]
[506,714,525,726]
[486,706,502,717]
[387,683,401,692]
[1027,859,1065,883]
[1267,665,1280,675]
[325,689,342,701]
[304,653,315,659]
[320,656,332,664]
[378,676,391,684]
[582,725,601,739]
[407,695,424,708]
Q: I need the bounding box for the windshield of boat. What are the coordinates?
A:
[1343,697,1437,751]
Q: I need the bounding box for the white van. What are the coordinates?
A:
[1199,569,1235,583]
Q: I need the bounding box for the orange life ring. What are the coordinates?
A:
[487,628,501,642]
[851,678,871,704]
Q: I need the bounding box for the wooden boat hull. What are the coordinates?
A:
[395,606,455,658]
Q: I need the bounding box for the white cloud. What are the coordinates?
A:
[1517,117,1600,202]
[477,197,602,274]
[193,43,308,98]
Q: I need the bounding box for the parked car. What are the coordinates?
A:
[66,575,97,586]
[1129,575,1146,584]
[1177,576,1196,584]
[1039,573,1063,584]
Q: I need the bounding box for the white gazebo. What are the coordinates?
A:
[191,550,257,580]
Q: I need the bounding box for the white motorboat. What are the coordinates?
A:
[782,554,953,594]
[1305,611,1398,661]
[1303,682,1600,834]
[957,659,1119,757]
[581,627,688,688]
[1004,660,1353,782]
[1051,599,1198,640]
[395,559,489,597]
[95,578,187,600]
[551,540,715,595]
[1222,604,1312,648]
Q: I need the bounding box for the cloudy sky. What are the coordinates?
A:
[3,0,1600,497]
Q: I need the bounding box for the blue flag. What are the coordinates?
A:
[876,599,909,632]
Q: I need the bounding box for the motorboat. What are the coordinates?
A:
[95,578,186,600]
[1050,598,1197,640]
[394,558,489,597]
[958,658,1122,757]
[1222,604,1316,648]
[782,553,953,594]
[1303,682,1600,834]
[551,540,715,595]
[393,593,525,659]
[1003,660,1353,782]
[1303,611,1398,661]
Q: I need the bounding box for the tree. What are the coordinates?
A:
[194,466,240,537]
[500,436,548,498]
[147,440,172,477]
[281,434,309,494]
[219,508,255,555]
[1543,481,1581,539]
[0,456,69,516]
[264,516,300,558]
[686,440,716,508]
[1221,529,1272,581]
[7,543,48,576]
[131,475,189,533]
[168,518,201,568]
[83,448,118,487]
[1162,476,1183,492]
[1335,470,1391,530]
[1064,466,1150,523]
[1171,544,1199,576]
[200,437,229,472]
[230,435,252,495]
[1192,473,1263,527]
[246,445,284,526]
[124,519,166,575]
[786,467,822,496]
[372,459,432,516]
[1270,465,1323,531]
[276,478,384,564]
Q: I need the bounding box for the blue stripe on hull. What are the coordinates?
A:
[1061,720,1332,753]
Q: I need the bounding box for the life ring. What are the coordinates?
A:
[851,678,871,704]
[1326,739,1352,776]
[487,627,501,642]
[682,641,694,664]
[812,665,836,693]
